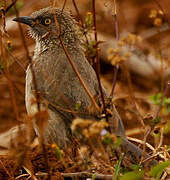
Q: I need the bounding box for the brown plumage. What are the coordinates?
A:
[13,7,156,166]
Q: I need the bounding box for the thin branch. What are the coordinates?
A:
[123,65,145,127]
[140,126,152,164]
[127,136,155,151]
[110,0,119,98]
[112,0,119,41]
[6,47,26,72]
[0,0,17,18]
[71,0,81,21]
[155,80,170,119]
[59,37,100,112]
[0,69,25,96]
[50,0,101,112]
[0,159,14,179]
[23,166,38,180]
[72,0,89,44]
[92,0,106,114]
[36,171,114,180]
[110,66,118,97]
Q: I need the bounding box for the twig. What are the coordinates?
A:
[92,0,106,114]
[51,0,101,113]
[123,65,145,127]
[156,127,164,150]
[0,0,17,18]
[140,126,151,164]
[110,66,118,97]
[109,0,119,98]
[6,46,26,72]
[50,0,101,113]
[62,172,113,179]
[23,166,38,180]
[71,0,89,44]
[112,0,119,41]
[59,37,100,112]
[15,173,30,179]
[36,171,114,179]
[127,136,169,160]
[0,69,25,96]
[155,80,170,119]
[142,151,164,163]
[127,136,155,151]
[0,159,14,179]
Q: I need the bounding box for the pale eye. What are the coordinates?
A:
[44,18,51,25]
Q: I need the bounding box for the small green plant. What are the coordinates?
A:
[120,169,144,180]
[114,153,124,179]
[150,160,170,180]
[149,93,170,134]
[51,143,62,159]
[150,93,170,114]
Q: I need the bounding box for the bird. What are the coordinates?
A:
[13,7,156,166]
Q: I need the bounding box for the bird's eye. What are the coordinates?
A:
[44,18,51,25]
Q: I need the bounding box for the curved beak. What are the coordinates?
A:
[13,16,34,27]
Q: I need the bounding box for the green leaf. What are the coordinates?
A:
[114,137,123,148]
[51,144,62,159]
[164,121,170,134]
[150,160,170,179]
[120,170,144,180]
[85,12,93,30]
[75,102,81,111]
[164,98,170,104]
[92,173,97,180]
[8,0,23,15]
[103,134,114,145]
[149,93,162,105]
[114,153,124,179]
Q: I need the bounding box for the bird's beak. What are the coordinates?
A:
[13,16,34,27]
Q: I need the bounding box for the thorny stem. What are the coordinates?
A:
[92,0,106,114]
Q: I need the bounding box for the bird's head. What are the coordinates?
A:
[13,7,80,47]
